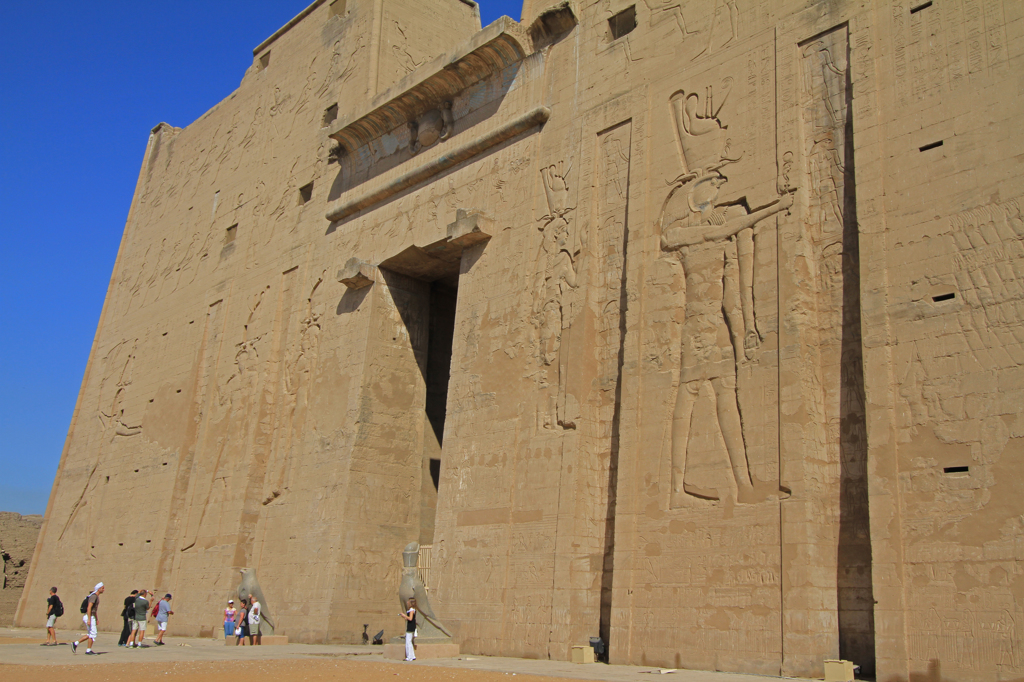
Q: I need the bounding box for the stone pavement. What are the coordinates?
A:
[0,627,801,682]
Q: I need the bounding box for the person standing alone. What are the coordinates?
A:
[400,597,417,661]
[154,594,173,645]
[118,589,138,646]
[44,587,62,645]
[73,582,104,655]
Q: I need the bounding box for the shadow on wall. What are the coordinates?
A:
[887,659,966,682]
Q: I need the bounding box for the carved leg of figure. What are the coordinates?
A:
[736,227,758,359]
[722,242,746,359]
[711,374,754,501]
[671,379,709,506]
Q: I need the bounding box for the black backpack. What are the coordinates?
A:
[53,597,64,617]
[80,595,90,614]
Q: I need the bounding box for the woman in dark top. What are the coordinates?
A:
[235,599,249,645]
[400,597,417,661]
[119,590,138,646]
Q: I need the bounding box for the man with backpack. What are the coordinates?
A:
[118,589,138,646]
[154,594,173,645]
[44,587,63,645]
[73,582,104,655]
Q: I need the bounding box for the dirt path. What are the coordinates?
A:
[0,658,580,682]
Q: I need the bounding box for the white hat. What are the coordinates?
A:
[228,599,234,603]
[94,582,104,592]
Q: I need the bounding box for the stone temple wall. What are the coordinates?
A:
[16,1,1024,680]
[1,512,43,625]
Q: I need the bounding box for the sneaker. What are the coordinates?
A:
[85,650,97,655]
[72,642,78,654]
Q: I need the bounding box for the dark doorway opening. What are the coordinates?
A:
[379,244,462,547]
[420,277,458,545]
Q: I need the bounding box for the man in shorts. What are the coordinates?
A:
[128,589,149,648]
[73,582,104,655]
[248,597,262,645]
[44,587,61,645]
[154,594,173,645]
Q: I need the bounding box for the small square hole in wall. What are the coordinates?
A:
[329,0,347,17]
[299,182,314,205]
[225,224,238,244]
[609,5,636,40]
[258,51,271,71]
[323,103,338,127]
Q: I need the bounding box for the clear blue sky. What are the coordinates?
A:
[0,0,522,516]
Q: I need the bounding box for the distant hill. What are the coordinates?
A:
[0,512,43,625]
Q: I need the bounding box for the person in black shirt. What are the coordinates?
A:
[45,587,61,645]
[400,597,417,661]
[118,590,138,646]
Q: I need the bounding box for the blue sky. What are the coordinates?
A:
[0,0,522,516]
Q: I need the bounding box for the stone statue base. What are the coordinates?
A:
[384,637,459,660]
[223,635,289,646]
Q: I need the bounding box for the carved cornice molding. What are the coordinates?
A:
[325,106,550,223]
[326,17,530,155]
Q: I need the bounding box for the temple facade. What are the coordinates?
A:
[18,1,1024,679]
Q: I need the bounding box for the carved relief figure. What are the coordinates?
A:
[661,169,793,505]
[534,161,583,429]
[642,0,697,39]
[694,0,738,59]
[661,84,794,505]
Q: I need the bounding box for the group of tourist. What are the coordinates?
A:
[223,596,264,645]
[41,583,264,653]
[116,588,174,648]
[40,583,173,654]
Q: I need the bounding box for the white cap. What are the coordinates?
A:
[228,599,234,603]
[94,582,104,592]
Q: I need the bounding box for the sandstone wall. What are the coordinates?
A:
[18,1,1024,680]
[1,512,43,625]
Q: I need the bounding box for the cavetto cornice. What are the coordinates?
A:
[325,17,530,155]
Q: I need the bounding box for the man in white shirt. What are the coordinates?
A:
[73,582,104,655]
[247,598,262,645]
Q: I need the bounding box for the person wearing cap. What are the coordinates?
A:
[223,599,237,638]
[154,594,173,645]
[128,590,150,648]
[73,582,104,655]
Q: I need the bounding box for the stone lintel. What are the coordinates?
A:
[447,209,493,248]
[325,106,549,223]
[326,17,529,154]
[336,258,376,289]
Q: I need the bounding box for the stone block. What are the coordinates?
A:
[336,258,375,289]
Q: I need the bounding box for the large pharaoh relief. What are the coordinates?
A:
[656,54,793,506]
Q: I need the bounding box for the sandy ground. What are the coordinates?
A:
[0,628,792,682]
[0,657,581,682]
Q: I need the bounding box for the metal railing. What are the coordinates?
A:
[417,544,431,591]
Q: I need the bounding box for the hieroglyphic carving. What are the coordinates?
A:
[893,0,1008,106]
[533,161,584,430]
[660,79,793,505]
